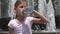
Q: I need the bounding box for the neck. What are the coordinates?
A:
[16,16,26,22]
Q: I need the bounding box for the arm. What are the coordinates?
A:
[32,10,48,23]
[8,27,14,34]
[33,17,41,23]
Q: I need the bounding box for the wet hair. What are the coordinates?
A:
[14,0,26,8]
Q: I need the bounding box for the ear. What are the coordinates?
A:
[14,7,16,10]
[14,7,16,13]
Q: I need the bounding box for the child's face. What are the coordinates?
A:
[15,2,27,17]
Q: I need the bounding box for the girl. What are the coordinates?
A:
[8,0,48,34]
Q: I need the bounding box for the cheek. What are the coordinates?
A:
[17,6,25,11]
[17,11,23,15]
[17,8,21,11]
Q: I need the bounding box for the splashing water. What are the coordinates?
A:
[38,0,56,32]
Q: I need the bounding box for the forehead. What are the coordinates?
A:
[19,2,27,6]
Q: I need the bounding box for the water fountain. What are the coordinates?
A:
[53,0,60,29]
[46,0,56,32]
[38,0,56,32]
[1,0,60,34]
[8,0,16,19]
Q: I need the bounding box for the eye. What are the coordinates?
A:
[20,6,24,8]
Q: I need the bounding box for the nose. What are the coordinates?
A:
[23,6,27,9]
[22,7,28,11]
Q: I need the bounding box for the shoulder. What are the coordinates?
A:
[8,19,16,28]
[8,19,15,24]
